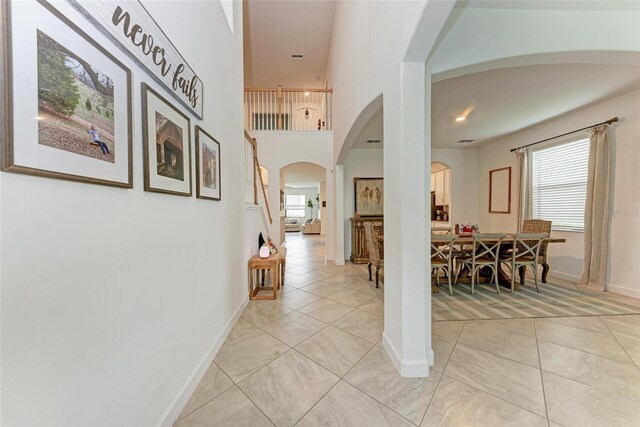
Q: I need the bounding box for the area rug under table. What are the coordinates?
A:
[431,280,640,321]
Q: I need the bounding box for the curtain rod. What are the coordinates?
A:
[509,117,619,152]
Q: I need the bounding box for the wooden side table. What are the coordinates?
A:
[248,253,280,300]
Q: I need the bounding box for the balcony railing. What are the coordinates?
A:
[244,87,333,132]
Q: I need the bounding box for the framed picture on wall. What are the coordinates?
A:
[195,126,221,201]
[0,0,133,187]
[354,177,383,217]
[141,83,192,196]
[489,166,511,213]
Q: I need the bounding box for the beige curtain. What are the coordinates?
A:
[580,124,611,290]
[515,148,528,232]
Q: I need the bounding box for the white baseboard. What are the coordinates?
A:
[607,284,640,300]
[382,332,432,378]
[548,270,580,282]
[158,295,249,427]
[335,259,345,266]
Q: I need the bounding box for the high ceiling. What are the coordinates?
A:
[458,0,640,11]
[431,63,640,148]
[351,63,640,149]
[243,0,336,89]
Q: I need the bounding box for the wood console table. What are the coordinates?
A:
[248,253,281,300]
[350,216,383,264]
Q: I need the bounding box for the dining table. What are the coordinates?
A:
[375,234,566,291]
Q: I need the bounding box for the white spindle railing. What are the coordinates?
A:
[244,87,333,132]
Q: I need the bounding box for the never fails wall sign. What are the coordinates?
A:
[68,0,204,118]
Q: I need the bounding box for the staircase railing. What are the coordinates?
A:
[244,87,333,132]
[244,130,273,225]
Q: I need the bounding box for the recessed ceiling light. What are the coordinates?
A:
[455,116,466,122]
[304,92,310,96]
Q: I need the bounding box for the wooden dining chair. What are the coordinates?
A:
[454,233,507,294]
[500,233,548,293]
[363,222,382,288]
[520,219,552,284]
[431,234,458,295]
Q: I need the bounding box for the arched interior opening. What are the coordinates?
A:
[279,161,327,256]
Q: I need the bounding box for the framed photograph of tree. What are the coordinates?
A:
[195,126,221,201]
[141,83,192,196]
[0,0,133,187]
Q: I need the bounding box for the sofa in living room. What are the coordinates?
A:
[284,217,302,232]
[302,218,321,235]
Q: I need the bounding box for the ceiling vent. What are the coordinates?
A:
[457,139,475,144]
[291,54,304,61]
[366,139,382,144]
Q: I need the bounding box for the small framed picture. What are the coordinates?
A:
[1,0,133,187]
[195,126,221,201]
[489,166,511,213]
[141,83,192,196]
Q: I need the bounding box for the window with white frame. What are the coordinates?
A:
[530,138,590,232]
[285,195,306,218]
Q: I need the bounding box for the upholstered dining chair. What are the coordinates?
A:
[520,219,552,284]
[501,233,548,293]
[363,222,382,288]
[454,233,508,294]
[431,234,458,295]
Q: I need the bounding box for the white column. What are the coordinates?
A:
[382,62,431,377]
[334,165,345,265]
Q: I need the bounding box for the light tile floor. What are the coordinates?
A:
[175,234,640,427]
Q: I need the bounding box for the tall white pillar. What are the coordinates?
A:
[334,165,345,265]
[382,62,432,377]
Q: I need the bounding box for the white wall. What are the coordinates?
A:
[476,89,640,297]
[0,1,249,425]
[343,149,384,259]
[328,0,454,377]
[431,148,479,226]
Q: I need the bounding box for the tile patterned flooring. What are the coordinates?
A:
[175,234,640,427]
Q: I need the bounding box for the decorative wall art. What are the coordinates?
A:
[195,126,221,201]
[354,177,383,217]
[1,0,133,187]
[67,0,204,118]
[489,166,511,213]
[141,83,192,196]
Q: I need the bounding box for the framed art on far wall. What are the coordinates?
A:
[354,177,383,217]
[141,82,192,196]
[195,126,221,201]
[1,0,133,187]
[489,166,511,213]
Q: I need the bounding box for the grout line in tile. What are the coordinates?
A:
[173,363,235,423]
[419,318,466,426]
[533,318,551,423]
[430,326,550,423]
[535,336,634,366]
[598,314,640,372]
[336,339,422,426]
